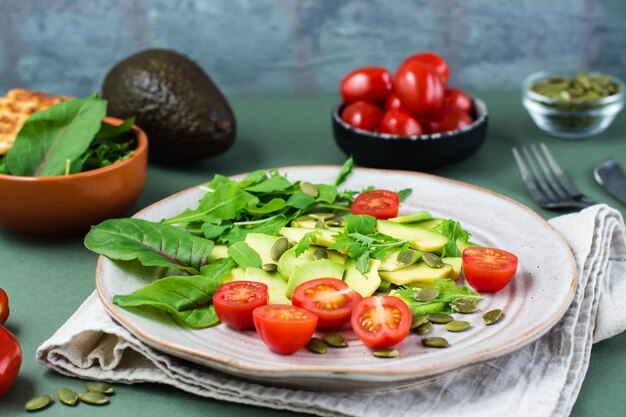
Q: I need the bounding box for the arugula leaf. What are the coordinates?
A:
[287,192,316,209]
[395,278,483,316]
[356,252,371,273]
[7,96,107,176]
[397,188,412,201]
[207,174,233,189]
[245,198,286,214]
[220,215,290,244]
[439,219,471,257]
[237,170,266,188]
[316,184,338,204]
[343,214,376,234]
[200,258,236,278]
[227,241,262,268]
[0,155,7,174]
[328,232,368,258]
[84,218,214,275]
[94,117,135,142]
[333,156,354,187]
[244,173,292,193]
[294,231,318,256]
[201,223,231,240]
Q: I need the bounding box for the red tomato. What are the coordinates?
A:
[462,247,519,292]
[340,66,394,104]
[379,109,424,136]
[351,296,411,348]
[424,105,473,134]
[403,52,449,85]
[394,60,444,115]
[213,281,268,330]
[384,94,408,112]
[292,278,362,328]
[341,101,384,132]
[444,88,473,114]
[351,190,400,220]
[253,305,318,354]
[0,289,8,325]
[0,326,21,396]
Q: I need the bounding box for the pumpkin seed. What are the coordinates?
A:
[85,381,114,395]
[262,263,278,272]
[414,287,439,302]
[482,309,504,325]
[372,348,399,358]
[25,395,53,411]
[422,252,443,268]
[445,320,470,332]
[397,250,420,266]
[416,321,432,335]
[410,315,428,330]
[427,313,453,324]
[322,333,347,348]
[314,219,326,229]
[270,237,289,260]
[450,298,479,314]
[300,182,319,198]
[326,220,344,227]
[422,337,449,348]
[79,391,110,405]
[306,337,328,354]
[57,387,79,406]
[309,213,335,221]
[313,248,328,260]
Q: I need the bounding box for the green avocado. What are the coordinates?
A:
[102,49,236,162]
[286,259,345,299]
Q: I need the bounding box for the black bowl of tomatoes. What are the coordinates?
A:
[332,52,488,171]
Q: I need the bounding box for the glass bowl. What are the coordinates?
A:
[521,70,624,140]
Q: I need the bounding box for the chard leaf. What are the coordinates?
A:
[228,241,262,268]
[333,156,354,187]
[316,184,338,204]
[244,173,292,193]
[439,220,471,257]
[112,274,223,328]
[245,198,286,214]
[0,156,7,174]
[287,192,316,209]
[344,214,377,234]
[164,182,258,225]
[6,96,107,176]
[397,188,412,201]
[202,223,231,240]
[84,218,213,274]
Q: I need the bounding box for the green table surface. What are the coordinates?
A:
[1,91,625,416]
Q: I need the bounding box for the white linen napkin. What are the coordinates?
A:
[37,204,626,417]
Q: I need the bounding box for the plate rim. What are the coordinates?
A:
[95,165,577,379]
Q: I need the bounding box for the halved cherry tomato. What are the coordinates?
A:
[351,190,399,220]
[424,104,473,134]
[379,109,424,136]
[351,296,411,348]
[213,281,268,330]
[394,60,444,116]
[340,66,393,104]
[341,101,384,132]
[403,52,449,85]
[253,305,318,354]
[0,326,21,396]
[444,88,472,114]
[292,278,362,328]
[0,289,9,325]
[384,94,408,112]
[462,247,519,292]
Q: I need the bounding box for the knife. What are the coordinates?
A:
[594,158,626,205]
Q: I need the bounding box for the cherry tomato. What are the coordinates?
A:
[253,305,318,354]
[379,109,424,136]
[394,60,444,116]
[351,190,400,220]
[0,289,8,325]
[340,66,393,104]
[213,281,268,330]
[292,278,362,328]
[462,247,519,292]
[444,88,473,114]
[0,326,21,396]
[351,296,411,348]
[384,94,408,112]
[403,52,449,85]
[341,101,384,132]
[424,105,473,134]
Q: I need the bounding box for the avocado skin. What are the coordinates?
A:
[102,49,236,162]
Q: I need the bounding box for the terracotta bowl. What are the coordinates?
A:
[0,117,148,238]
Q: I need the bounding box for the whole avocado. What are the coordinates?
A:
[102,49,236,163]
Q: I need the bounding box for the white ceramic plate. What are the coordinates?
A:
[96,166,576,391]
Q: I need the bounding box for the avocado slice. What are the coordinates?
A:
[378,248,422,272]
[377,220,447,253]
[286,259,344,299]
[415,218,444,229]
[441,257,462,279]
[279,227,339,247]
[102,49,236,162]
[219,267,246,284]
[244,233,282,266]
[343,259,382,297]
[277,246,346,281]
[208,244,229,262]
[241,267,290,305]
[388,211,432,224]
[379,261,452,286]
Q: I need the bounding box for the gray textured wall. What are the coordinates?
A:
[1,0,625,97]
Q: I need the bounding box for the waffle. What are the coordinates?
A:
[0,89,64,155]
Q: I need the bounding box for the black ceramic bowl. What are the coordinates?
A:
[332,98,488,171]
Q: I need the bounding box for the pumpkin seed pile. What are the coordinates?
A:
[25,382,115,411]
[530,72,619,104]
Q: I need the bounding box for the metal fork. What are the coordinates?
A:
[512,143,596,211]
